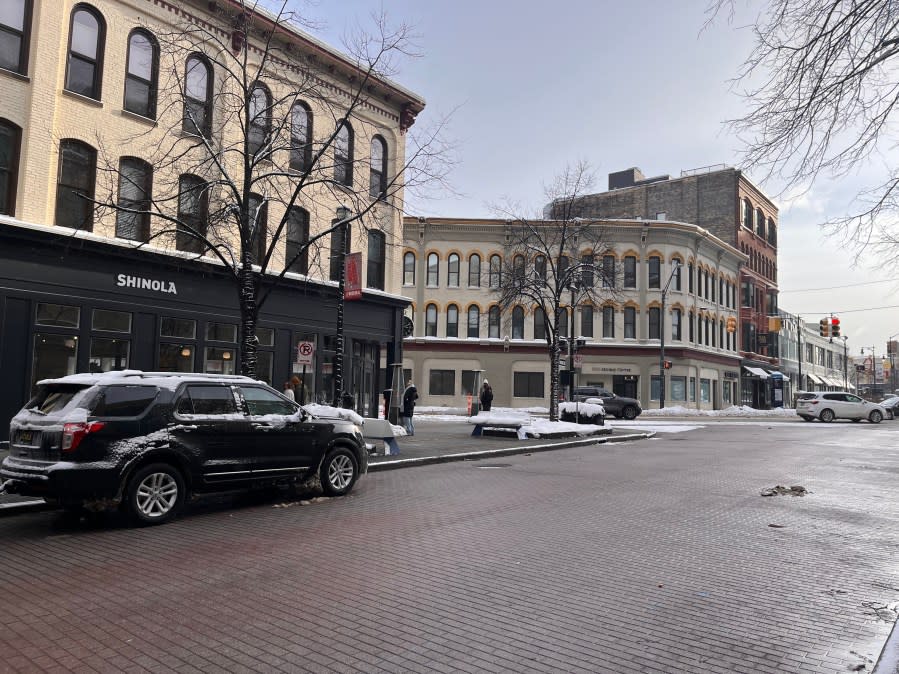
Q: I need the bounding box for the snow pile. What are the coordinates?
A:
[642,405,798,418]
[559,402,605,416]
[303,403,364,426]
[468,411,530,425]
[523,418,605,438]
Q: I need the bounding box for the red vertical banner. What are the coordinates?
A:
[345,252,362,300]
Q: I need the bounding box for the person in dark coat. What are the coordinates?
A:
[401,381,418,436]
[479,380,493,412]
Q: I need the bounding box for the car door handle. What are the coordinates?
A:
[251,423,274,430]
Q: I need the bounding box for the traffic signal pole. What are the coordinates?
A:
[659,260,681,409]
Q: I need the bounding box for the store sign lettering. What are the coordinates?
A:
[116,274,178,295]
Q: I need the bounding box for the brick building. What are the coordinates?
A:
[0,0,423,438]
[556,166,780,407]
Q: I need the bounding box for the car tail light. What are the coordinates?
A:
[62,421,105,453]
[810,400,819,405]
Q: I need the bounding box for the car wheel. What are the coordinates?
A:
[320,447,359,497]
[819,409,835,423]
[869,410,883,424]
[622,406,638,420]
[125,463,185,526]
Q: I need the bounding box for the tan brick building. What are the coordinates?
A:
[0,0,424,436]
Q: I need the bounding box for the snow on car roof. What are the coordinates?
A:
[37,370,259,391]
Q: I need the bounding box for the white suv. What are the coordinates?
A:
[796,392,886,423]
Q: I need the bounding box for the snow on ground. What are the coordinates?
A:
[416,404,798,420]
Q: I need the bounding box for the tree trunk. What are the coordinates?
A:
[239,254,259,378]
[549,338,561,421]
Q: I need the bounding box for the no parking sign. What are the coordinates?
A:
[296,341,314,366]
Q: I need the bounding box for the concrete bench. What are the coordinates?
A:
[362,418,400,456]
[468,415,529,440]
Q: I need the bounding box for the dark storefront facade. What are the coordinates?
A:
[0,227,407,442]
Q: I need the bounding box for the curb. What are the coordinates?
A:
[873,617,899,674]
[0,498,49,516]
[368,431,655,472]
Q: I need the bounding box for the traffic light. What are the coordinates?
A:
[819,318,830,337]
[830,316,840,338]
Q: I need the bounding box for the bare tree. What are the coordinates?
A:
[707,0,899,263]
[492,162,620,421]
[89,0,450,378]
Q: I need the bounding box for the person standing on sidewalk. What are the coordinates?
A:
[479,380,493,411]
[401,380,418,436]
[282,381,296,402]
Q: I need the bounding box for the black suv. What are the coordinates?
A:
[0,371,367,525]
[569,386,642,420]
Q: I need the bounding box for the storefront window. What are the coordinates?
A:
[689,377,696,402]
[32,334,78,390]
[161,317,195,339]
[159,343,193,372]
[205,346,235,374]
[670,376,686,401]
[89,337,129,372]
[257,327,274,347]
[700,378,711,403]
[723,381,732,404]
[92,309,131,332]
[36,303,80,328]
[650,375,660,401]
[206,322,236,342]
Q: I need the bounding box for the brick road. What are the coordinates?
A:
[1,421,898,673]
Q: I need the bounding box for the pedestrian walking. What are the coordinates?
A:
[479,379,493,412]
[282,381,296,402]
[401,380,419,436]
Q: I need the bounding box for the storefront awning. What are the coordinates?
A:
[743,366,769,378]
[806,373,824,385]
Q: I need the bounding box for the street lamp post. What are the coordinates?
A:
[842,336,848,390]
[861,345,877,398]
[659,260,681,409]
[332,205,353,408]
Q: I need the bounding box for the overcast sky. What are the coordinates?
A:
[298,0,899,362]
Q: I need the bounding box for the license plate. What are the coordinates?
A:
[17,430,36,445]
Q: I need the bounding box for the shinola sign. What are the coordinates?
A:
[116,273,178,295]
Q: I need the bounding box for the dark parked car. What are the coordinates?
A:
[568,386,642,420]
[0,371,367,525]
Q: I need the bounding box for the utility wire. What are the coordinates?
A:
[804,304,899,314]
[780,279,899,293]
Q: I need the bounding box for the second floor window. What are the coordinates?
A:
[367,230,385,290]
[115,157,151,242]
[334,121,353,186]
[248,84,271,157]
[66,6,105,99]
[0,119,21,216]
[602,255,615,288]
[468,254,481,287]
[290,102,312,171]
[672,308,682,341]
[427,253,438,286]
[56,140,96,231]
[183,55,212,137]
[446,305,458,338]
[602,306,615,338]
[124,30,158,118]
[467,306,480,338]
[248,194,267,264]
[624,306,636,339]
[403,252,415,285]
[369,136,387,199]
[285,207,309,275]
[176,174,207,253]
[580,305,593,338]
[489,255,501,288]
[535,255,546,281]
[447,253,460,287]
[488,306,500,338]
[534,307,546,341]
[512,306,524,339]
[648,256,661,289]
[0,0,32,74]
[624,256,636,288]
[425,304,437,337]
[648,307,660,339]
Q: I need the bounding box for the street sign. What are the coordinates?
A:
[296,340,315,366]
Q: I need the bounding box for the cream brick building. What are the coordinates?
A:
[0,0,424,435]
[402,217,746,412]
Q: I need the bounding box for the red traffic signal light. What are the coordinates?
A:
[830,316,841,337]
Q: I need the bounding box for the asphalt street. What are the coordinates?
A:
[1,420,898,673]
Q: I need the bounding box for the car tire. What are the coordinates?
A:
[819,409,835,423]
[869,410,883,424]
[320,447,359,497]
[622,406,638,420]
[124,463,186,526]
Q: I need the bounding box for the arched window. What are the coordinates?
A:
[719,320,725,349]
[689,311,695,342]
[403,252,415,285]
[367,230,386,290]
[447,253,460,287]
[55,140,96,231]
[711,318,717,347]
[580,253,595,286]
[602,306,615,338]
[512,306,524,339]
[369,136,387,199]
[446,304,459,338]
[65,5,105,99]
[755,207,765,239]
[648,307,660,339]
[0,119,21,216]
[467,306,480,338]
[671,308,681,341]
[468,254,481,287]
[488,306,500,338]
[290,102,312,171]
[285,207,309,274]
[648,256,661,289]
[767,218,777,246]
[742,197,752,229]
[116,157,152,242]
[183,54,212,137]
[425,304,437,337]
[488,254,501,288]
[248,193,267,264]
[534,307,546,341]
[0,0,32,74]
[334,121,353,186]
[124,29,158,118]
[513,254,525,280]
[176,174,207,253]
[248,83,271,157]
[535,255,547,281]
[426,253,439,286]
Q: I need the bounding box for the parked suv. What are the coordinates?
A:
[569,386,642,420]
[0,371,367,525]
[795,391,886,423]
